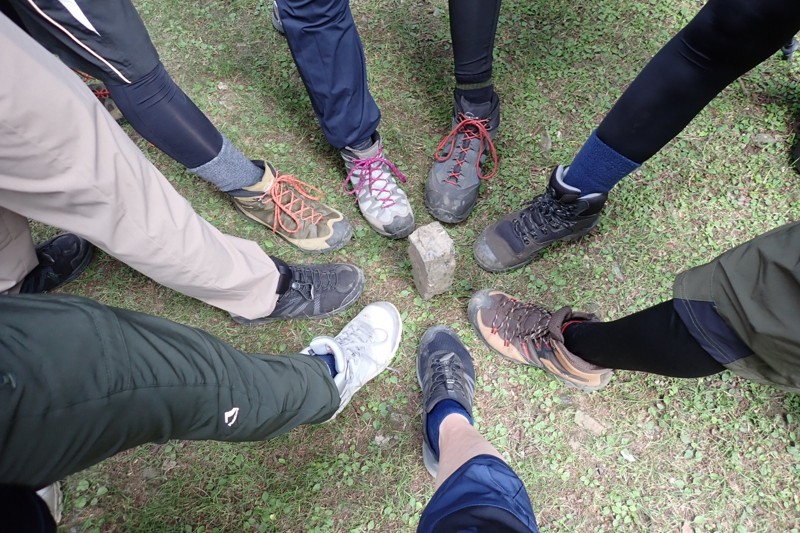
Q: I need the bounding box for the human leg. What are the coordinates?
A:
[471,222,800,391]
[8,0,351,252]
[426,0,502,223]
[416,326,538,532]
[275,0,415,238]
[0,15,365,319]
[0,207,37,293]
[0,208,94,295]
[474,0,800,272]
[0,294,340,489]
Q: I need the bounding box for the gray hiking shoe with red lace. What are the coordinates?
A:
[425,93,500,223]
[468,289,613,392]
[229,162,352,253]
[341,133,415,239]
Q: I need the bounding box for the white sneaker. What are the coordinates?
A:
[341,133,416,239]
[36,481,63,524]
[305,301,402,419]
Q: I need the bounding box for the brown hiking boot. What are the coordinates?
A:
[76,71,125,123]
[468,289,612,392]
[230,162,352,254]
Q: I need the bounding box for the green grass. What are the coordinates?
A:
[42,0,800,530]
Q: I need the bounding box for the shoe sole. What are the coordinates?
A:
[233,203,352,255]
[474,222,599,273]
[424,198,471,225]
[271,0,285,34]
[231,267,364,325]
[467,291,606,393]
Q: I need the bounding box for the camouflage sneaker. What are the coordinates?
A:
[76,72,125,123]
[341,133,415,239]
[473,166,607,273]
[468,289,613,392]
[230,162,353,254]
[425,93,500,223]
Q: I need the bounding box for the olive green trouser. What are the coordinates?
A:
[0,294,339,489]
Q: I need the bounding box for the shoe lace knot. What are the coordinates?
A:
[491,297,553,356]
[344,147,408,208]
[430,352,468,395]
[288,266,338,301]
[435,113,498,185]
[259,173,325,235]
[513,191,578,244]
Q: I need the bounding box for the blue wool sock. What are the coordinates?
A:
[314,353,338,379]
[425,399,473,459]
[563,130,641,195]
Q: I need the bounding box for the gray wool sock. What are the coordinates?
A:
[188,135,263,192]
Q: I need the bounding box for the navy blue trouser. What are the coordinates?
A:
[276,0,381,149]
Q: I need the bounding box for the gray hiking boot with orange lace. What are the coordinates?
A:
[341,133,415,239]
[425,93,500,223]
[229,162,352,253]
[468,289,613,392]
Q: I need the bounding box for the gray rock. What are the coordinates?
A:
[408,222,455,300]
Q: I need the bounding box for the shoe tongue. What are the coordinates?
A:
[308,336,348,391]
[550,166,582,202]
[456,95,493,120]
[242,162,276,193]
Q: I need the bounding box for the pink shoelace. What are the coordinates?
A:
[343,148,408,208]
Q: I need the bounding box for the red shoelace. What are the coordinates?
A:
[434,113,498,185]
[259,174,325,234]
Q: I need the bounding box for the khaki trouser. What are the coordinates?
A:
[0,14,279,320]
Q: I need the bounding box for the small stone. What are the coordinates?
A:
[141,467,159,479]
[575,410,607,436]
[752,133,778,145]
[681,521,695,533]
[408,222,455,300]
[620,449,637,463]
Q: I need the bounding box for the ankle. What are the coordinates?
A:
[455,83,495,106]
[270,256,293,296]
[425,399,473,459]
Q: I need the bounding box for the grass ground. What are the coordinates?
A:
[41,0,800,531]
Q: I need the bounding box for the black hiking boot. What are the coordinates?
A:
[473,166,607,272]
[20,234,94,294]
[232,257,364,325]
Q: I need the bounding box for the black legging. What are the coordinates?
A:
[564,300,726,378]
[598,0,800,163]
[107,62,222,169]
[449,0,501,85]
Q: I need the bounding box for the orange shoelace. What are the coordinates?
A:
[259,174,325,235]
[434,113,499,184]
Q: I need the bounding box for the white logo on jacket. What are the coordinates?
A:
[224,407,240,427]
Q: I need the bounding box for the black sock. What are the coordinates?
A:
[563,300,725,378]
[455,84,495,106]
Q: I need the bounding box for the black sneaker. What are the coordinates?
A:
[473,166,607,273]
[20,234,94,294]
[425,93,500,223]
[417,326,476,477]
[231,259,364,325]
